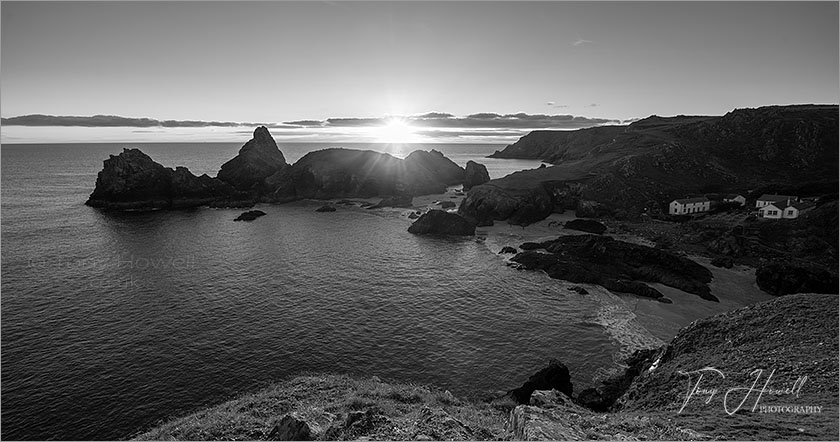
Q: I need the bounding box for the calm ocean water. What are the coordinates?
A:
[0,142,685,440]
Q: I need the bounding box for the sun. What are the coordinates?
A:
[372,117,420,143]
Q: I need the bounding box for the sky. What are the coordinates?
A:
[1,1,838,143]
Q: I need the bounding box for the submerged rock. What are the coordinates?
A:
[374,195,414,208]
[234,210,266,221]
[407,210,476,236]
[315,204,337,212]
[463,160,490,190]
[499,246,518,254]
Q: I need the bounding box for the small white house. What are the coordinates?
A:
[759,200,815,219]
[755,194,797,208]
[669,197,711,215]
[723,194,746,206]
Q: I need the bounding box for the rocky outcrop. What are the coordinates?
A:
[463,161,490,190]
[234,210,266,221]
[89,128,470,211]
[499,246,518,254]
[458,182,553,227]
[266,415,313,441]
[407,210,476,236]
[508,360,573,405]
[85,148,243,210]
[755,261,838,296]
[564,219,607,235]
[217,126,289,194]
[511,235,716,302]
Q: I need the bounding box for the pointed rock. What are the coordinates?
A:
[217,126,289,193]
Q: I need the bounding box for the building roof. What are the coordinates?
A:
[673,197,709,204]
[761,200,814,211]
[724,194,744,199]
[791,201,815,211]
[757,194,797,202]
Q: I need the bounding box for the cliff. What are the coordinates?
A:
[466,105,839,224]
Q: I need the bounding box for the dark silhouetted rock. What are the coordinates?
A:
[315,205,336,212]
[710,256,734,268]
[755,261,838,296]
[408,211,421,219]
[86,148,241,210]
[463,160,490,190]
[564,219,607,234]
[512,235,717,302]
[374,195,414,208]
[404,150,466,188]
[508,360,573,405]
[234,210,266,221]
[217,126,289,193]
[267,415,313,441]
[458,183,553,227]
[439,201,456,209]
[499,246,518,254]
[407,210,476,236]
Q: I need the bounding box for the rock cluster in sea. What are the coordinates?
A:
[407,210,476,236]
[86,127,492,211]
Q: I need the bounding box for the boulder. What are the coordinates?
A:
[463,160,490,190]
[564,219,607,235]
[234,210,266,221]
[508,360,573,405]
[404,150,466,188]
[315,205,336,212]
[499,246,518,254]
[408,211,421,219]
[458,184,554,227]
[266,415,313,441]
[755,261,838,296]
[408,210,476,236]
[217,126,289,193]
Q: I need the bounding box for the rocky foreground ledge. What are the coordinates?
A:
[133,294,838,441]
[86,127,491,210]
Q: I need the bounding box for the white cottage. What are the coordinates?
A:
[723,194,746,206]
[759,200,815,219]
[755,194,797,208]
[669,197,711,215]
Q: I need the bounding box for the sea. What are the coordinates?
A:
[0,141,771,440]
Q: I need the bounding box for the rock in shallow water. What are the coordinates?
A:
[508,359,573,405]
[234,210,266,221]
[407,210,476,236]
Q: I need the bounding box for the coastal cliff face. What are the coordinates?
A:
[87,127,472,210]
[469,105,839,224]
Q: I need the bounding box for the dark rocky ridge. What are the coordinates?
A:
[511,235,716,302]
[463,160,490,190]
[465,105,838,225]
[87,127,474,210]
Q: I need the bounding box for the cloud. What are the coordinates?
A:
[573,37,593,46]
[1,114,301,129]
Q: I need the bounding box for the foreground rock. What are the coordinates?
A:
[507,359,573,405]
[511,235,716,302]
[408,210,476,236]
[755,261,838,296]
[135,375,506,441]
[463,160,490,190]
[564,218,607,234]
[85,148,244,210]
[233,210,266,221]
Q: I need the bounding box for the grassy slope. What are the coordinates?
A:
[134,375,509,441]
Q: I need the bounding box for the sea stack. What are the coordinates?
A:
[217,126,290,194]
